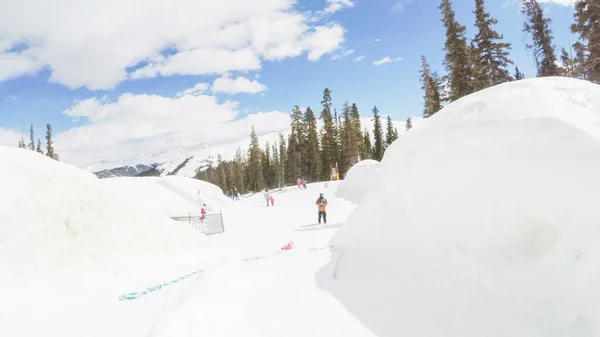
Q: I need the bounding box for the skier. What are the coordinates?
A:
[234,188,240,201]
[297,177,302,189]
[302,178,307,189]
[200,204,207,223]
[264,189,270,207]
[270,194,275,206]
[316,193,327,224]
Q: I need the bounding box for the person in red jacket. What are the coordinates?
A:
[316,193,327,224]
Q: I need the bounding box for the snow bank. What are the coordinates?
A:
[322,77,600,336]
[335,159,381,203]
[101,175,230,216]
[0,147,229,275]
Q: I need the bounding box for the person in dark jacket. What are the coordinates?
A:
[316,193,327,224]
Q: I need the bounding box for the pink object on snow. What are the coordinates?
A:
[281,240,295,250]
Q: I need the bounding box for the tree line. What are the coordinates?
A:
[17,123,59,161]
[418,0,600,119]
[196,88,399,194]
[199,0,600,194]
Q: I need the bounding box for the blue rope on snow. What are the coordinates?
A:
[118,244,335,302]
[332,252,341,280]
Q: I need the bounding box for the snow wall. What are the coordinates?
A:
[0,146,230,275]
[320,77,600,337]
[335,159,381,204]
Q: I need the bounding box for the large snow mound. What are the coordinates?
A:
[0,147,228,275]
[335,159,381,203]
[322,77,600,336]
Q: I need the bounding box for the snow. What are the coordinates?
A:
[329,77,600,336]
[0,147,232,336]
[3,76,599,337]
[335,159,381,203]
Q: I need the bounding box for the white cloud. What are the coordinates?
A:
[373,56,403,66]
[54,87,289,167]
[176,83,210,97]
[0,51,43,81]
[303,24,346,61]
[391,0,414,12]
[354,55,365,62]
[212,75,268,94]
[0,128,20,147]
[330,48,355,60]
[325,0,355,14]
[375,38,381,42]
[0,0,346,90]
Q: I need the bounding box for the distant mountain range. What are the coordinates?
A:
[89,117,418,180]
[93,164,157,178]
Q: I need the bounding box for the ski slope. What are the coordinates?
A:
[0,147,364,337]
[2,76,599,337]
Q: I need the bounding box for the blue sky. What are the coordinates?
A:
[0,0,577,166]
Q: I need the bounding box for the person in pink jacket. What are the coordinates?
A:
[200,204,207,222]
[297,177,302,189]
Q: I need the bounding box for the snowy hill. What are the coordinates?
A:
[0,146,232,274]
[0,146,238,337]
[325,77,600,336]
[335,159,381,203]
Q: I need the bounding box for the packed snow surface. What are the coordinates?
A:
[335,159,381,203]
[329,77,600,336]
[2,76,599,337]
[0,147,232,336]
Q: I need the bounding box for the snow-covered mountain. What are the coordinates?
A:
[93,164,156,178]
[87,116,418,179]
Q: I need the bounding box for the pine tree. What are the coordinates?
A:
[468,41,486,92]
[263,142,272,188]
[272,143,281,187]
[320,88,339,180]
[406,117,413,131]
[278,133,287,185]
[472,0,513,88]
[362,128,373,160]
[514,65,525,80]
[560,47,579,78]
[28,124,35,151]
[522,0,560,77]
[304,106,321,181]
[290,105,306,146]
[571,0,600,83]
[385,115,398,146]
[349,103,364,161]
[216,154,227,192]
[234,146,246,192]
[440,0,473,101]
[339,102,355,175]
[287,105,307,181]
[371,106,385,161]
[246,126,264,191]
[45,124,58,160]
[420,55,443,117]
[36,139,43,154]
